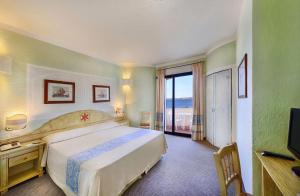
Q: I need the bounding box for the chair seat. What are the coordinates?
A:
[140,123,150,126]
[140,125,150,129]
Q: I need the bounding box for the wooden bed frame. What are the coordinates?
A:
[0,110,114,145]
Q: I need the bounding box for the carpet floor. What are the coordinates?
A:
[5,134,225,196]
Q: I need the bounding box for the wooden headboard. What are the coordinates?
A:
[0,110,113,144]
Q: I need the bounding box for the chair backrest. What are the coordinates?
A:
[140,111,151,128]
[213,143,243,196]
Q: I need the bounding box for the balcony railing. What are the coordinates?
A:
[165,108,193,134]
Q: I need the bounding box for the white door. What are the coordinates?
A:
[206,75,214,144]
[205,69,232,148]
[214,70,232,147]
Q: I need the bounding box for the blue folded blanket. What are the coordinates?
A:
[66,129,150,194]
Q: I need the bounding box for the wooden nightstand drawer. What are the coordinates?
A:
[0,140,45,195]
[9,151,39,168]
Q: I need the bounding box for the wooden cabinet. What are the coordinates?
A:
[0,140,45,195]
[256,152,300,196]
[9,151,39,168]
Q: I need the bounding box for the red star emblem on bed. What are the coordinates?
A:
[80,113,89,122]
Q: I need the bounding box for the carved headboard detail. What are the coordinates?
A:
[0,110,113,144]
[35,110,113,133]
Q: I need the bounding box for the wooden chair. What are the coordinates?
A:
[213,143,250,196]
[139,111,151,129]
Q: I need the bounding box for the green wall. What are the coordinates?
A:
[205,40,238,143]
[205,41,236,73]
[253,0,300,195]
[0,28,122,128]
[0,28,155,129]
[122,66,156,128]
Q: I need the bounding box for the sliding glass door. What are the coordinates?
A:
[165,72,193,136]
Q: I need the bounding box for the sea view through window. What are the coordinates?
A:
[165,73,193,135]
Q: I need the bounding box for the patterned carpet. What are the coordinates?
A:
[6,134,224,196]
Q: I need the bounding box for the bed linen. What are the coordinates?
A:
[42,121,167,196]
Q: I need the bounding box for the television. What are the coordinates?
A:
[288,108,300,158]
[288,108,300,176]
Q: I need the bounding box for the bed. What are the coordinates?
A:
[38,110,167,196]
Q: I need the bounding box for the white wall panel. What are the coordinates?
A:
[235,0,253,193]
[165,65,192,76]
[214,70,232,147]
[206,74,214,144]
[27,64,120,121]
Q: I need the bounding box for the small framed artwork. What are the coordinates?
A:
[238,53,248,98]
[93,85,110,102]
[44,79,75,104]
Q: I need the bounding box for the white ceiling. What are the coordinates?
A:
[0,0,242,66]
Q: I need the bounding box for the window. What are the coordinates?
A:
[165,72,193,136]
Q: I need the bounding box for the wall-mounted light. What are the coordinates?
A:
[5,114,27,131]
[122,78,132,92]
[121,78,132,105]
[0,55,12,75]
[122,78,132,87]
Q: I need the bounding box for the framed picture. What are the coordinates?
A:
[238,53,248,98]
[93,85,110,102]
[44,79,75,104]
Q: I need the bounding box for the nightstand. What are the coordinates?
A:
[0,140,45,195]
[114,116,130,126]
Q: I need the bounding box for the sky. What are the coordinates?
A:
[166,75,193,98]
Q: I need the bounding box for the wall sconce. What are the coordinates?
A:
[0,55,12,75]
[5,114,27,131]
[122,78,132,86]
[122,78,132,92]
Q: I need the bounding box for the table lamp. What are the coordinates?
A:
[5,114,27,131]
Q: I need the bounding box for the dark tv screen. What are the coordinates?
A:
[288,108,300,159]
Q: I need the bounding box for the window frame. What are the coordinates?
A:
[164,71,193,137]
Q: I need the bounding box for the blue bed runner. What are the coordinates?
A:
[66,129,150,194]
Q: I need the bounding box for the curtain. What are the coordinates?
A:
[155,69,165,131]
[192,62,204,140]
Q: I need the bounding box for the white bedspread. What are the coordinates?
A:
[42,121,167,196]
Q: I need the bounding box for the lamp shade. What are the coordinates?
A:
[6,114,27,131]
[121,78,132,86]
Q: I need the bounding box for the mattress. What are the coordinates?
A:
[42,121,167,196]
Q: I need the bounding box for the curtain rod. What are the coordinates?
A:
[158,60,204,70]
